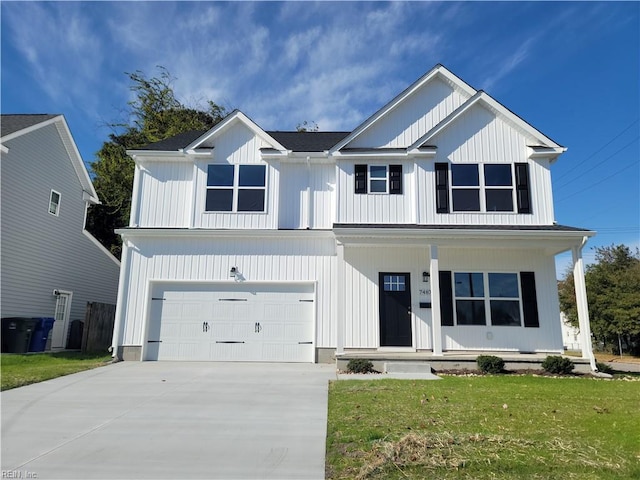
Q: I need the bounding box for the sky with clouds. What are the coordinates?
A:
[2,1,639,272]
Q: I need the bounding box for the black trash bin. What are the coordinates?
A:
[1,318,39,353]
[66,320,84,350]
[28,317,56,352]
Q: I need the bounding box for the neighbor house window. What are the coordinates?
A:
[452,272,522,326]
[435,163,531,213]
[355,164,402,194]
[49,190,61,216]
[206,164,266,212]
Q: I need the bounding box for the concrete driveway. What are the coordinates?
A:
[1,361,337,479]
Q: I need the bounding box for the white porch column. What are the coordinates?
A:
[336,242,345,355]
[572,237,596,371]
[429,245,443,356]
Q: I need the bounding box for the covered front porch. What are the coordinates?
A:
[333,224,597,370]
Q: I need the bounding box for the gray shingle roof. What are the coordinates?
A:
[267,131,350,151]
[1,114,59,137]
[137,130,205,151]
[137,129,351,152]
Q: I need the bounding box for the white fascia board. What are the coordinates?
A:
[334,227,595,252]
[329,147,437,159]
[127,150,189,163]
[330,65,477,153]
[0,144,8,154]
[529,146,566,162]
[0,115,62,143]
[184,110,287,152]
[55,117,100,202]
[274,152,335,164]
[478,93,564,149]
[115,228,336,240]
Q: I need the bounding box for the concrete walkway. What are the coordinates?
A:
[1,362,336,479]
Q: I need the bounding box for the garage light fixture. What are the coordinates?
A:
[422,271,430,283]
[230,266,238,278]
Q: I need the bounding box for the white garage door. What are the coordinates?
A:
[145,283,315,362]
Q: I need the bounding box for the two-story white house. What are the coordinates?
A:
[112,65,596,369]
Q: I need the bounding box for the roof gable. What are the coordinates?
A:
[411,91,564,151]
[1,114,100,203]
[330,64,477,152]
[185,110,287,152]
[1,114,59,139]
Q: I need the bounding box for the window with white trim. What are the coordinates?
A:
[49,190,61,216]
[453,272,522,326]
[206,164,266,212]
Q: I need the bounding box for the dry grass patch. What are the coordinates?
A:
[326,376,640,479]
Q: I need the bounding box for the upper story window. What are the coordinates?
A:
[355,164,402,194]
[436,162,531,214]
[206,164,266,212]
[49,190,61,216]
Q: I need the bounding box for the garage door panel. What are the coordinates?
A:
[148,283,314,362]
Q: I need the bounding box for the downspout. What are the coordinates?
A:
[306,156,312,229]
[110,236,131,360]
[572,236,597,371]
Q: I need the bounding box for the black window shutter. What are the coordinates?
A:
[515,163,531,214]
[439,271,454,326]
[355,164,367,194]
[435,163,449,213]
[520,272,539,328]
[389,165,403,194]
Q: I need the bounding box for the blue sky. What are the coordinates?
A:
[2,1,638,275]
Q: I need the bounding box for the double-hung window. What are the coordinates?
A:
[453,272,522,326]
[206,164,266,212]
[49,190,61,216]
[355,164,402,194]
[437,163,531,213]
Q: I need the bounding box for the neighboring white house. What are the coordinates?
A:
[112,65,596,369]
[561,312,583,351]
[1,114,121,349]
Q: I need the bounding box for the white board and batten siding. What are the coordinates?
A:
[117,235,336,357]
[336,161,416,224]
[343,247,432,350]
[439,247,563,352]
[1,122,120,337]
[278,163,335,229]
[145,282,315,362]
[340,245,562,353]
[194,122,279,230]
[131,160,193,227]
[420,103,555,226]
[348,77,471,149]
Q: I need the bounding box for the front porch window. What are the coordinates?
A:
[453,272,522,326]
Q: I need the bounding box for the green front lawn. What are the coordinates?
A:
[1,352,112,391]
[327,375,640,479]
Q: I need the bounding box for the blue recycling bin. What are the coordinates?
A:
[28,317,56,352]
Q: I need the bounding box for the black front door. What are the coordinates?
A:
[379,273,412,347]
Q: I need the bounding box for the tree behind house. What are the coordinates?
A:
[86,67,227,258]
[558,244,640,354]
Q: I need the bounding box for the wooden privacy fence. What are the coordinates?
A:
[82,302,116,353]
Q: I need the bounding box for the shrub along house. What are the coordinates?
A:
[111,65,596,370]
